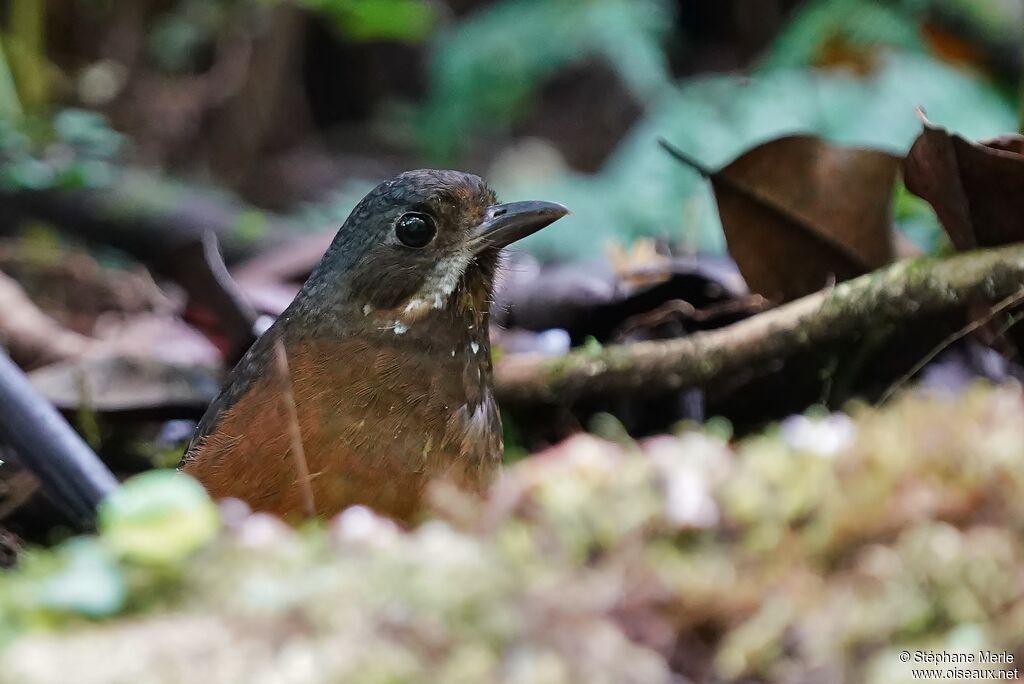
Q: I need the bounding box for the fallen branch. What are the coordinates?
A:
[0,171,298,264]
[495,244,1024,404]
[0,348,117,528]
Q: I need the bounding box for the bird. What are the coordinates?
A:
[180,169,568,522]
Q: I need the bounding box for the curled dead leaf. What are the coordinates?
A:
[663,136,898,303]
[904,113,1024,250]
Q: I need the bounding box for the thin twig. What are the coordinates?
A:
[990,312,1023,362]
[174,231,259,364]
[272,338,315,517]
[877,287,1024,404]
[616,294,770,338]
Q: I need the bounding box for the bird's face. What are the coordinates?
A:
[309,169,567,327]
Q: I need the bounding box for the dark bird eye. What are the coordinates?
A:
[395,212,436,248]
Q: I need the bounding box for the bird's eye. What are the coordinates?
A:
[395,212,436,248]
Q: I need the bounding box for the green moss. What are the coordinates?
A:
[4,385,1024,683]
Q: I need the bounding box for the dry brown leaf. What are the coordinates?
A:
[904,115,1024,358]
[28,316,222,414]
[664,136,899,302]
[29,355,219,414]
[904,114,1024,250]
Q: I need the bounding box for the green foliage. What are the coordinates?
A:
[52,109,122,159]
[5,0,49,110]
[98,471,220,565]
[231,208,270,244]
[0,34,22,118]
[931,0,1024,42]
[295,180,377,229]
[0,471,218,644]
[26,540,125,620]
[303,0,438,42]
[4,386,1024,682]
[0,109,123,190]
[760,0,1024,73]
[416,0,674,161]
[149,0,438,73]
[498,52,1017,260]
[894,180,947,253]
[761,0,927,70]
[147,0,228,73]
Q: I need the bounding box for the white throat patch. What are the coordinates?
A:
[387,249,474,333]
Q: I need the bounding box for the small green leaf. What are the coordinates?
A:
[38,539,125,618]
[55,159,115,190]
[53,108,123,158]
[233,209,269,244]
[99,470,220,565]
[306,0,437,43]
[1,155,54,190]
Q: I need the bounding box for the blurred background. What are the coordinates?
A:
[5,4,1024,681]
[0,0,1023,526]
[1,0,1021,256]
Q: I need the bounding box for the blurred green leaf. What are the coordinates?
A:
[501,409,529,464]
[53,109,123,158]
[0,118,29,154]
[894,180,947,253]
[0,109,122,190]
[0,34,22,118]
[99,470,220,565]
[148,15,208,72]
[7,388,1024,680]
[36,540,125,619]
[7,0,48,110]
[295,180,377,227]
[54,159,115,190]
[934,0,1024,42]
[232,208,270,244]
[761,0,926,71]
[304,0,437,42]
[417,0,673,161]
[499,52,1017,260]
[0,155,52,189]
[147,0,226,73]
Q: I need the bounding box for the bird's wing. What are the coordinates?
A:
[179,323,280,465]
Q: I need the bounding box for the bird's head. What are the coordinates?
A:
[297,169,567,334]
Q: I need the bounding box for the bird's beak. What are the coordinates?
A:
[472,200,569,252]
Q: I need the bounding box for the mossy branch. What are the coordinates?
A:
[494,244,1024,404]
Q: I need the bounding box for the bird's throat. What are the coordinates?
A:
[372,250,495,340]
